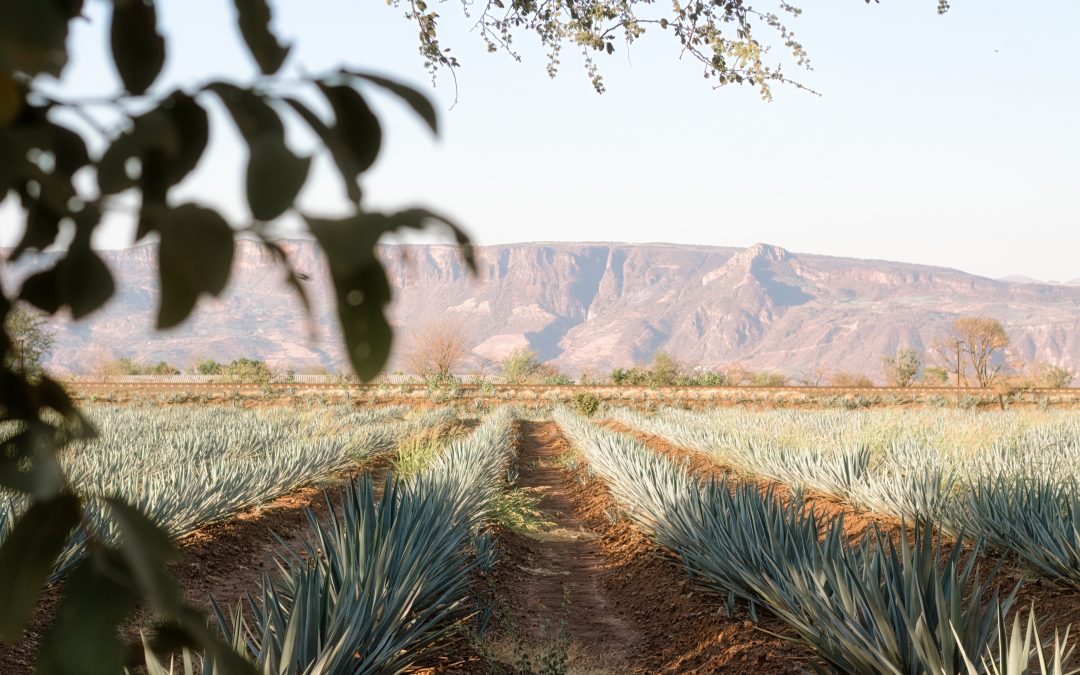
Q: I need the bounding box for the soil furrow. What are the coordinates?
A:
[489,420,815,673]
[603,418,1080,645]
[502,421,639,662]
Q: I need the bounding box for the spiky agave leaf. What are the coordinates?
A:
[953,477,1080,589]
[755,520,1017,675]
[555,408,1024,675]
[1,405,453,580]
[208,408,515,674]
[957,605,1079,675]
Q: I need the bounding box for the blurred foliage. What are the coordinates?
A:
[0,0,469,671]
[0,0,948,670]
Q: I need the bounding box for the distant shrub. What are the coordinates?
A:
[150,361,179,375]
[499,348,573,385]
[678,370,726,386]
[195,358,222,375]
[610,367,649,386]
[880,348,921,387]
[921,366,951,385]
[222,358,273,384]
[425,372,460,389]
[500,348,543,384]
[830,372,875,388]
[102,358,179,376]
[648,352,682,386]
[544,373,574,385]
[573,392,600,417]
[751,371,788,387]
[1030,362,1074,388]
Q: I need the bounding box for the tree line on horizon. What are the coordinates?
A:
[14,310,1070,390]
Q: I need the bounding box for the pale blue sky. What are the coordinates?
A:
[2,1,1078,281]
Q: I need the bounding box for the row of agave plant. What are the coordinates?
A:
[138,406,516,674]
[611,407,1080,589]
[555,407,1077,675]
[1,404,452,578]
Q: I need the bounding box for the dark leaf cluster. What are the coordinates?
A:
[0,1,470,671]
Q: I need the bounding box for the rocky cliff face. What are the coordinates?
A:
[4,240,1079,377]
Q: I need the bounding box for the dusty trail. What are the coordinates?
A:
[501,421,639,665]
[491,421,814,674]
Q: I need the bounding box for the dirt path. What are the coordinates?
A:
[500,421,639,667]
[489,421,814,674]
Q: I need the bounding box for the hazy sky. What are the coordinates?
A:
[2,1,1078,281]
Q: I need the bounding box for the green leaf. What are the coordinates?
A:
[282,96,362,202]
[233,0,290,75]
[305,208,472,380]
[44,120,90,177]
[18,211,115,320]
[95,131,139,196]
[18,267,65,315]
[156,203,234,329]
[34,375,91,430]
[37,545,256,675]
[0,424,66,497]
[246,135,310,221]
[170,607,258,675]
[207,83,284,144]
[95,92,207,239]
[210,84,305,220]
[135,93,211,238]
[346,70,438,134]
[258,238,314,337]
[385,207,475,272]
[110,0,166,95]
[0,1,76,77]
[306,214,392,381]
[0,494,80,641]
[66,236,115,319]
[0,73,22,126]
[104,497,183,614]
[36,551,140,675]
[14,202,62,260]
[97,106,181,196]
[158,92,209,188]
[317,83,382,187]
[0,128,15,198]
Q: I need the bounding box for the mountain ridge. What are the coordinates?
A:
[3,240,1078,378]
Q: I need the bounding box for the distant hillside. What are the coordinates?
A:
[4,240,1080,378]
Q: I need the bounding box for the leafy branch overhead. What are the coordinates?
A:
[0,0,948,671]
[0,0,468,671]
[400,0,948,97]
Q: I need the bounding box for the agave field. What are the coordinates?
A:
[2,400,1079,674]
[609,407,1080,588]
[566,405,1080,671]
[0,404,451,577]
